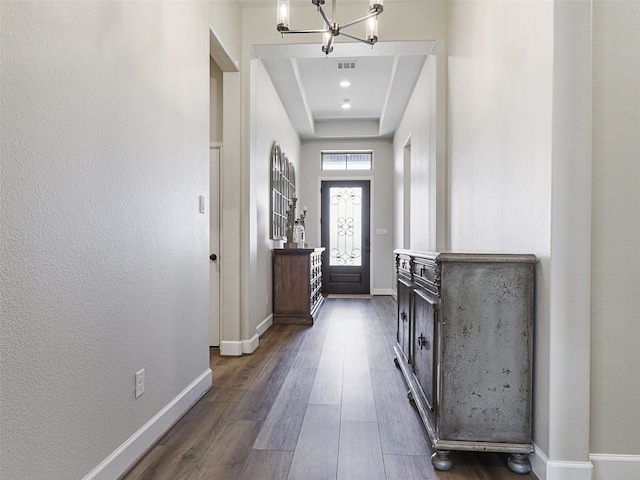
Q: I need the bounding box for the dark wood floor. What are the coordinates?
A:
[123,297,538,480]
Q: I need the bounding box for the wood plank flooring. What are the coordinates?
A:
[123,297,538,480]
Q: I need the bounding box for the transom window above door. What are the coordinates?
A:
[321,151,372,171]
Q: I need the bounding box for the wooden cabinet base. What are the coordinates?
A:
[274,296,324,325]
[273,248,325,326]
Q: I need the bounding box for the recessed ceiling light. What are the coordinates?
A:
[341,99,351,109]
[340,80,351,87]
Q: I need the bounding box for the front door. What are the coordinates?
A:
[321,180,371,294]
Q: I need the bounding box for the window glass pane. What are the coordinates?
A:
[329,187,362,266]
[321,152,372,170]
[346,153,372,170]
[322,154,346,170]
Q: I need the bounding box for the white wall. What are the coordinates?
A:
[0,2,210,479]
[591,0,640,457]
[445,0,554,457]
[393,54,438,253]
[209,0,244,355]
[250,59,301,334]
[299,140,395,295]
[208,0,242,64]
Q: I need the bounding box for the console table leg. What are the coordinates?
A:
[507,453,531,474]
[431,450,453,471]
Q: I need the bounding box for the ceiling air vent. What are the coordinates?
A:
[336,61,357,70]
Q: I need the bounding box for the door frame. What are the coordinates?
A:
[209,144,222,347]
[317,176,374,294]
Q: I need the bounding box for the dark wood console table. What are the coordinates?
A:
[273,247,325,325]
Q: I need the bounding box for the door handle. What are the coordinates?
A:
[210,254,217,261]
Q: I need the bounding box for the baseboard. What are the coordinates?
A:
[372,289,394,296]
[256,314,273,337]
[242,334,260,354]
[531,444,595,480]
[591,453,640,480]
[219,340,243,356]
[219,316,269,357]
[84,369,212,480]
[531,443,549,480]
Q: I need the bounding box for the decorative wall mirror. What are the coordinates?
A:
[271,142,296,239]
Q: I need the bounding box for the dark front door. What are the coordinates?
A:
[321,180,370,294]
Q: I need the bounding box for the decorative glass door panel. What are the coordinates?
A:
[321,180,370,294]
[329,186,362,266]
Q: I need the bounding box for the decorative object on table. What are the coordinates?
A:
[276,0,384,55]
[298,205,307,228]
[271,141,296,240]
[293,220,305,247]
[284,195,298,248]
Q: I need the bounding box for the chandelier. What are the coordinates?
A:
[276,0,384,55]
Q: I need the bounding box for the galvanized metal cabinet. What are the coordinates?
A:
[393,250,536,474]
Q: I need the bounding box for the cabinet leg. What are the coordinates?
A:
[507,453,531,474]
[431,450,453,471]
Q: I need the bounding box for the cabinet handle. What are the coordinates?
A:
[401,311,407,322]
[418,334,428,350]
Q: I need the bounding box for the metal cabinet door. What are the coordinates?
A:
[412,288,438,412]
[397,278,412,363]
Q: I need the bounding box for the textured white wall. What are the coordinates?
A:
[393,54,438,252]
[250,59,301,331]
[0,2,210,478]
[299,140,395,294]
[445,0,553,454]
[208,0,243,64]
[591,0,640,455]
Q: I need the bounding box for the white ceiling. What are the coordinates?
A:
[254,40,435,140]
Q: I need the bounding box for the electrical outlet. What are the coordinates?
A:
[135,369,145,398]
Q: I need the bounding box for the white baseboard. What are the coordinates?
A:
[532,443,549,480]
[256,314,273,337]
[83,369,212,480]
[219,315,270,357]
[531,444,594,480]
[372,289,394,296]
[547,460,593,480]
[219,340,243,356]
[591,453,640,480]
[242,334,260,354]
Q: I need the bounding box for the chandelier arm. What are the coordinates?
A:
[339,11,379,31]
[317,5,333,30]
[280,29,328,34]
[338,31,374,45]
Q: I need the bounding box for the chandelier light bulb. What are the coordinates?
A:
[276,0,290,31]
[366,16,378,44]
